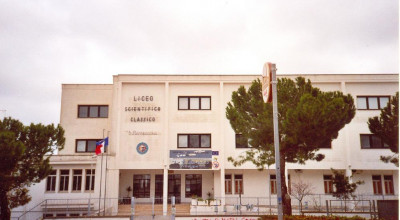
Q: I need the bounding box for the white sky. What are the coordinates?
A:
[0,0,398,125]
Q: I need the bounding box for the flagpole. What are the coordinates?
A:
[98,129,105,215]
[103,131,109,216]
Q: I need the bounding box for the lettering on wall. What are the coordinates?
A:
[127,131,158,136]
[124,95,161,123]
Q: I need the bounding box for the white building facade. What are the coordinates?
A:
[12,74,399,218]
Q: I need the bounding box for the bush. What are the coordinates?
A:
[260,215,365,220]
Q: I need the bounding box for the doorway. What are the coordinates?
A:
[155,174,181,204]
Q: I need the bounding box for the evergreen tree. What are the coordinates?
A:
[331,169,363,200]
[368,92,399,166]
[0,117,65,220]
[226,77,355,215]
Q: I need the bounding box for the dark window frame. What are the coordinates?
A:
[177,134,211,148]
[360,134,389,149]
[46,170,57,192]
[323,175,333,194]
[356,96,390,110]
[235,134,251,148]
[234,174,243,194]
[372,175,383,195]
[76,139,103,153]
[85,169,95,191]
[133,174,151,198]
[59,169,70,192]
[185,174,202,198]
[225,174,232,194]
[72,169,82,191]
[270,175,277,194]
[384,175,394,195]
[78,105,109,118]
[178,96,211,110]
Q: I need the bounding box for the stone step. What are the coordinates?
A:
[118,204,190,216]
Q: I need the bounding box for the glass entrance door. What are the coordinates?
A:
[154,174,181,204]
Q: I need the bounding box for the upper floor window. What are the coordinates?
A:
[236,134,251,148]
[360,134,389,149]
[357,96,389,110]
[76,139,102,153]
[178,96,211,110]
[78,105,108,118]
[178,134,211,148]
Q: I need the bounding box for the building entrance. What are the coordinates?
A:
[155,174,181,204]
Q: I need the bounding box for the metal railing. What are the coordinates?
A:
[12,194,398,219]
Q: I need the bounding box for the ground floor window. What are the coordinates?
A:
[185,174,202,197]
[46,170,56,192]
[270,175,277,194]
[225,174,232,194]
[234,174,243,194]
[72,169,82,191]
[324,175,333,194]
[384,175,394,195]
[372,175,382,194]
[59,170,70,191]
[85,169,95,191]
[133,174,151,198]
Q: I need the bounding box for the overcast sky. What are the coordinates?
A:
[0,0,398,125]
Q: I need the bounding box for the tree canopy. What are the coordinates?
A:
[0,117,65,219]
[368,92,399,166]
[331,169,363,200]
[226,77,355,215]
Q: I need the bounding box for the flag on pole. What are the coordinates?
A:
[95,137,108,155]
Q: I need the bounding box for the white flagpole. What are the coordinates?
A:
[98,129,105,215]
[103,131,109,216]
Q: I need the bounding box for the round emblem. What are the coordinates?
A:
[136,142,149,154]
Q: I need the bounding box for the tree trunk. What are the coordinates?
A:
[280,154,292,216]
[0,189,10,220]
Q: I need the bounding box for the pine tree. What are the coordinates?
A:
[331,169,363,200]
[0,117,65,219]
[226,77,355,215]
[368,92,399,166]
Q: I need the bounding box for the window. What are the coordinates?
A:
[234,174,243,194]
[178,96,211,110]
[384,175,394,195]
[324,175,333,194]
[357,96,389,110]
[46,170,56,192]
[178,134,211,148]
[59,170,70,192]
[85,169,95,191]
[78,105,108,118]
[133,174,151,198]
[72,170,82,191]
[270,175,277,194]
[225,175,232,194]
[76,139,102,153]
[372,175,382,195]
[185,174,202,197]
[235,134,251,148]
[360,134,389,149]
